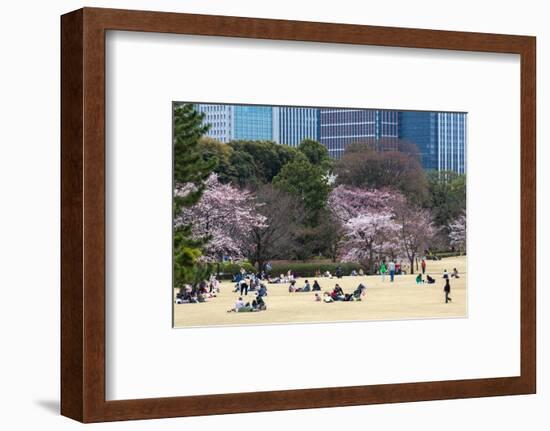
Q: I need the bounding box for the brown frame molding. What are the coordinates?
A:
[61,7,536,423]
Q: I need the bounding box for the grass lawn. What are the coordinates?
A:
[173,256,467,328]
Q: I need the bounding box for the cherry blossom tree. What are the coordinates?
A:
[328,185,396,224]
[448,212,466,253]
[328,185,402,272]
[176,174,266,261]
[340,212,400,271]
[393,197,436,274]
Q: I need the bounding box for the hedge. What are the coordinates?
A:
[215,261,256,280]
[268,262,365,278]
[428,251,466,259]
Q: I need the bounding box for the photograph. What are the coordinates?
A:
[172,102,467,327]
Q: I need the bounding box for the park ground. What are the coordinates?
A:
[173,256,467,328]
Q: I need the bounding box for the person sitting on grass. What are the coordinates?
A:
[353,283,367,300]
[416,273,424,284]
[442,269,449,280]
[351,269,358,276]
[314,293,322,302]
[323,292,334,303]
[258,284,267,297]
[288,279,297,292]
[238,302,254,312]
[426,275,436,284]
[343,293,355,301]
[331,284,345,301]
[312,280,321,291]
[451,268,460,278]
[255,295,267,311]
[227,297,245,312]
[301,280,311,292]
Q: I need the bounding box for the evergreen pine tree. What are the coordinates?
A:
[173,103,216,288]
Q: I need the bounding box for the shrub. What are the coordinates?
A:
[215,261,256,280]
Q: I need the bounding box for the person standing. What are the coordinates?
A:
[388,260,396,282]
[444,279,452,303]
[421,258,426,275]
[240,279,249,296]
[380,261,387,282]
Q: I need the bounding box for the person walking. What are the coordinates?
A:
[444,279,452,303]
[380,261,387,282]
[421,258,426,275]
[388,260,396,283]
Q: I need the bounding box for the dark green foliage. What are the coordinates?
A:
[298,139,332,170]
[173,103,216,208]
[426,170,466,228]
[272,158,330,225]
[226,149,259,187]
[222,140,305,187]
[197,136,233,183]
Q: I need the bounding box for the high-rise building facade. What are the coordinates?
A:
[437,112,467,174]
[399,111,466,174]
[192,103,466,174]
[195,104,233,143]
[398,111,439,171]
[319,109,399,159]
[273,107,320,147]
[233,105,273,141]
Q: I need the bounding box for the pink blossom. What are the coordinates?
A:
[176,174,267,261]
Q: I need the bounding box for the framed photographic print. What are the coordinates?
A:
[61,7,536,422]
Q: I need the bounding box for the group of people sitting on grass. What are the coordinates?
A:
[175,276,220,304]
[415,268,459,285]
[288,279,322,293]
[287,278,366,302]
[317,283,367,303]
[227,294,267,313]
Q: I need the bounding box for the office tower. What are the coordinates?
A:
[399,111,466,173]
[437,112,467,174]
[195,103,233,143]
[274,107,320,147]
[319,109,399,159]
[233,105,273,141]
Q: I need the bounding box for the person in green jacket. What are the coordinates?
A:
[380,261,387,282]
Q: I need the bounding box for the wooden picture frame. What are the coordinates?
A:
[61,7,536,422]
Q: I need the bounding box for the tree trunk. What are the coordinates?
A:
[409,253,415,274]
[369,247,374,275]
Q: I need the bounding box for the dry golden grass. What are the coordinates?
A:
[173,256,467,328]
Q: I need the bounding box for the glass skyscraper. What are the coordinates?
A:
[319,109,399,159]
[233,105,273,141]
[192,102,466,174]
[399,111,466,174]
[274,107,320,147]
